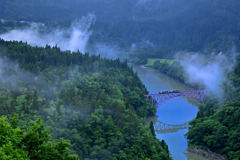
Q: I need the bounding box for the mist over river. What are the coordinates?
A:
[131,65,208,160]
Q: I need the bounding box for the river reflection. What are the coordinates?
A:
[131,65,207,160]
[154,119,191,134]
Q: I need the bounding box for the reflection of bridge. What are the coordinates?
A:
[155,119,192,134]
[145,90,210,108]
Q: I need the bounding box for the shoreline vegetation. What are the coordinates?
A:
[187,147,227,160]
[145,58,174,67]
[143,57,240,160]
[0,0,239,159]
[144,58,203,90]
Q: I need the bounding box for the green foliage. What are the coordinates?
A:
[151,50,240,159]
[185,101,240,159]
[0,39,171,159]
[153,60,186,83]
[146,58,174,67]
[185,56,240,159]
[1,0,239,52]
[149,121,156,137]
[152,60,206,89]
[0,114,77,160]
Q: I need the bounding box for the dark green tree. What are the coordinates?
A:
[149,121,156,137]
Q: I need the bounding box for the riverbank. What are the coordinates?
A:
[142,63,228,160]
[145,60,202,91]
[187,146,227,160]
[131,65,205,160]
[145,58,174,67]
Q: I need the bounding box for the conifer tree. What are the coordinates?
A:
[32,90,39,111]
[125,96,130,109]
[149,121,156,137]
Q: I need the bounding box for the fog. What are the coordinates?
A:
[0,56,58,98]
[0,14,96,54]
[0,14,124,60]
[130,40,155,51]
[0,56,87,99]
[176,49,238,96]
[88,43,120,59]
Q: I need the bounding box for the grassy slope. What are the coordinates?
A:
[145,58,174,67]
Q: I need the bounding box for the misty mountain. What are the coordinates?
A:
[0,39,172,159]
[0,0,239,52]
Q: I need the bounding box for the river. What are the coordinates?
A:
[131,65,208,160]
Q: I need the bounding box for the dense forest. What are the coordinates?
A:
[0,0,240,53]
[1,0,240,159]
[184,56,240,159]
[152,55,240,159]
[152,60,204,89]
[0,39,172,159]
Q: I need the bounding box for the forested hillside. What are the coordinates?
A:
[0,114,78,159]
[0,39,172,159]
[152,55,240,159]
[184,56,240,159]
[0,0,239,158]
[0,0,239,53]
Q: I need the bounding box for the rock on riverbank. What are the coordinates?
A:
[187,147,227,160]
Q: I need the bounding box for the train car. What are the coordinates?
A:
[172,89,180,93]
[159,90,180,94]
[159,90,169,94]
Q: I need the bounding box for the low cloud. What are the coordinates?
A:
[0,14,123,60]
[0,14,96,53]
[0,56,83,98]
[88,43,120,60]
[0,56,57,97]
[176,48,238,96]
[130,40,155,50]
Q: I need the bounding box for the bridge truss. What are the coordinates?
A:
[145,90,210,108]
[155,119,192,133]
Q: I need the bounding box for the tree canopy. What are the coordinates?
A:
[0,39,172,159]
[0,114,77,160]
[0,0,239,52]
